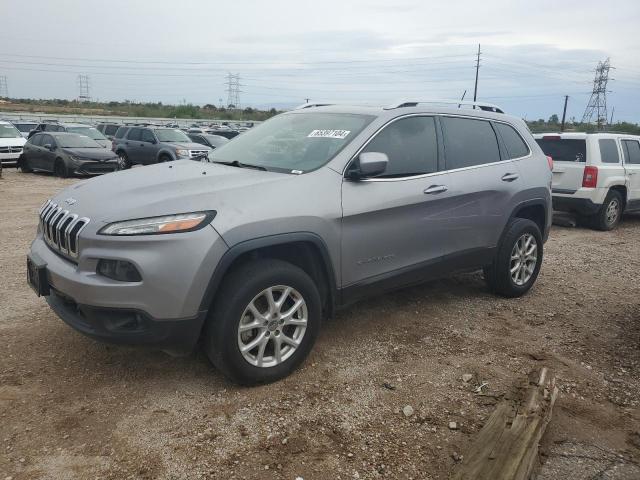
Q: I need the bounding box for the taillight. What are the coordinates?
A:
[546,155,553,170]
[582,166,598,188]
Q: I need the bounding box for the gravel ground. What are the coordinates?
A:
[1,168,640,480]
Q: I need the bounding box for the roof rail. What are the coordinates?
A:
[294,102,335,110]
[384,99,504,114]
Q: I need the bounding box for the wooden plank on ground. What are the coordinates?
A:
[451,367,559,480]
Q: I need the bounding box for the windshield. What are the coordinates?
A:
[535,138,586,162]
[154,128,191,143]
[203,134,228,147]
[0,124,22,138]
[57,134,102,148]
[212,112,374,173]
[14,123,37,133]
[67,126,107,140]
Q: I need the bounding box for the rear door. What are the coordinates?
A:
[621,138,640,210]
[125,127,143,164]
[23,134,43,169]
[438,116,523,258]
[140,129,157,164]
[535,135,586,194]
[341,115,451,288]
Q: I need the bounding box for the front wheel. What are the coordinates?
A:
[18,155,32,173]
[204,259,321,385]
[54,159,69,178]
[484,218,543,298]
[117,151,131,170]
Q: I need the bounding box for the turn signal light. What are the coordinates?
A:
[546,155,553,170]
[582,166,598,188]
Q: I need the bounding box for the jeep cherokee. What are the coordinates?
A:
[28,101,552,385]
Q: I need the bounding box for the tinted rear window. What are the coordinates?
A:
[598,139,619,164]
[494,122,529,159]
[105,125,119,135]
[114,126,129,139]
[127,128,142,141]
[535,138,586,162]
[441,117,500,169]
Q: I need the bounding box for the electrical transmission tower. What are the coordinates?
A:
[581,58,612,129]
[225,73,241,110]
[77,74,91,102]
[0,76,8,98]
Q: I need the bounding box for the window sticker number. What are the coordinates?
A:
[307,129,351,139]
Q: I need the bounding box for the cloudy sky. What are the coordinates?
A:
[2,0,640,121]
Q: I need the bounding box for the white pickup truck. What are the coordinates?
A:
[534,132,640,230]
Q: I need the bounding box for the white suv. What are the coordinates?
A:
[0,121,27,167]
[535,132,640,230]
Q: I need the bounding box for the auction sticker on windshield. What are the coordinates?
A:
[307,129,351,139]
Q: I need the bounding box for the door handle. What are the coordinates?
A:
[501,173,519,182]
[140,143,144,147]
[424,185,448,194]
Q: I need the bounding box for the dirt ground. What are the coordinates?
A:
[1,168,640,480]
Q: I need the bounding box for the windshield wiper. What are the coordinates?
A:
[214,160,267,171]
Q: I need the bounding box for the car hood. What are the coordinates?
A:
[62,147,118,161]
[51,160,290,226]
[94,138,111,148]
[164,141,212,150]
[0,137,26,147]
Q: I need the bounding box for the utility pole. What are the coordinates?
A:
[581,58,613,130]
[0,76,8,98]
[473,44,481,102]
[609,107,615,126]
[225,73,242,111]
[77,74,90,102]
[560,95,569,132]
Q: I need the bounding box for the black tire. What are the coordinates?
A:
[591,190,623,231]
[204,259,322,385]
[116,151,131,170]
[18,155,32,173]
[484,218,543,298]
[54,159,68,178]
[158,154,173,163]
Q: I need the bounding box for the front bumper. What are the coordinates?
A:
[47,289,206,352]
[0,151,21,165]
[30,224,228,350]
[72,159,120,175]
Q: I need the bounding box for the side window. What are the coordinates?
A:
[115,127,128,139]
[106,125,118,136]
[599,139,619,164]
[362,116,438,177]
[494,122,530,159]
[141,129,155,143]
[622,140,640,164]
[441,117,501,170]
[41,134,54,147]
[29,134,43,146]
[127,128,142,141]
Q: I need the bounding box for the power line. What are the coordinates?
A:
[581,58,613,129]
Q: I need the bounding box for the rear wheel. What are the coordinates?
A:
[591,190,622,231]
[18,155,32,173]
[484,218,543,298]
[54,159,68,178]
[204,259,321,385]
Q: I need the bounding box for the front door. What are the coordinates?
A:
[621,138,640,210]
[341,115,452,291]
[39,134,57,172]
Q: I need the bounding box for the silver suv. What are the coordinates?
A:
[27,101,552,385]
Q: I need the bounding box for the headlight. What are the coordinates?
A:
[175,148,189,157]
[99,211,216,235]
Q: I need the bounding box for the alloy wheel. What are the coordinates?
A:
[605,199,619,226]
[237,285,308,368]
[510,233,538,286]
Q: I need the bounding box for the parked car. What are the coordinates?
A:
[19,132,119,177]
[0,120,27,167]
[188,133,229,149]
[12,121,39,138]
[534,132,640,230]
[27,101,551,385]
[113,126,212,168]
[26,122,110,148]
[96,122,121,141]
[210,129,240,139]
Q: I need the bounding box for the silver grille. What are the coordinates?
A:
[39,200,90,259]
[0,146,23,153]
[189,149,209,158]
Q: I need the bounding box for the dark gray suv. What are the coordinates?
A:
[28,101,552,385]
[113,126,211,168]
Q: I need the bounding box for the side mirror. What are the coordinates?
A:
[43,143,54,151]
[348,152,388,180]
